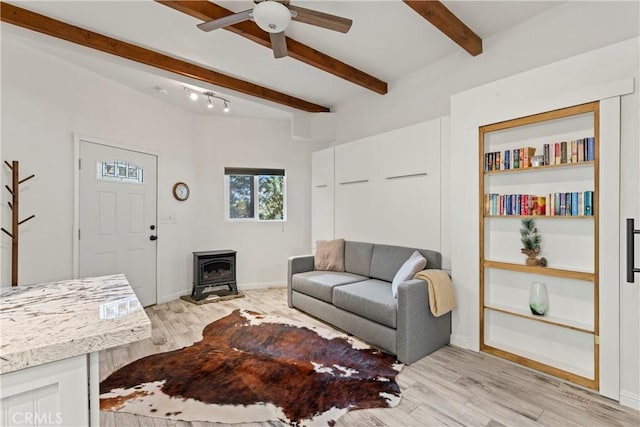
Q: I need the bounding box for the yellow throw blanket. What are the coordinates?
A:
[414,269,457,317]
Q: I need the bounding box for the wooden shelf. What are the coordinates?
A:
[485,215,593,219]
[479,101,599,391]
[485,161,594,176]
[482,341,596,390]
[483,260,594,281]
[484,303,594,334]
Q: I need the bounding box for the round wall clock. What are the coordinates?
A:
[172,182,190,201]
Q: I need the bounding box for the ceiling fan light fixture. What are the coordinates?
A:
[189,92,199,101]
[223,101,230,113]
[253,1,292,33]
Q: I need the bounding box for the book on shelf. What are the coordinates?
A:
[571,192,579,216]
[561,141,568,164]
[522,147,536,168]
[585,190,593,215]
[578,140,585,162]
[513,148,520,169]
[543,144,550,166]
[587,137,595,161]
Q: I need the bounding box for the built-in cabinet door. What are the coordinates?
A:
[0,355,89,426]
[334,136,377,241]
[376,120,441,248]
[331,118,442,251]
[311,147,334,250]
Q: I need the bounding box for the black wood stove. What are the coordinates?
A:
[192,250,237,301]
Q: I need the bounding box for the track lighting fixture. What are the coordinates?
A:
[182,86,231,112]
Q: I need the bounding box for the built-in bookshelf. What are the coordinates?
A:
[479,101,599,390]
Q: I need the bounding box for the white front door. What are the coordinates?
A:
[79,141,157,306]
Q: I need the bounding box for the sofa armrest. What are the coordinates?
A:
[396,278,451,364]
[287,255,315,308]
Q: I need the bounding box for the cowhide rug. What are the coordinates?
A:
[100,309,403,426]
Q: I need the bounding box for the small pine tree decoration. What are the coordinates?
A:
[520,219,547,267]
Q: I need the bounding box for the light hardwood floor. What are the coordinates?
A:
[100,288,639,427]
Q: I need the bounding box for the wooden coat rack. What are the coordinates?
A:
[2,161,35,286]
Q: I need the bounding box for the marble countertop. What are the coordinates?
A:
[0,274,151,374]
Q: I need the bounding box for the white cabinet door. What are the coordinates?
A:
[311,148,334,248]
[378,120,439,180]
[334,135,377,184]
[0,355,89,427]
[375,119,441,249]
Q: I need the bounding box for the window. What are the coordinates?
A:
[97,160,143,184]
[225,167,286,221]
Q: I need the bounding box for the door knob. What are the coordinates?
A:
[149,235,158,241]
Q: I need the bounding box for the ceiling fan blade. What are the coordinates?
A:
[269,31,288,58]
[197,9,253,32]
[288,5,352,33]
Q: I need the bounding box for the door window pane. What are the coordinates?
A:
[97,161,144,184]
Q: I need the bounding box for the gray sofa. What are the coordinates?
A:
[287,241,451,364]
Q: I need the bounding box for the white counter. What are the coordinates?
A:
[0,274,151,425]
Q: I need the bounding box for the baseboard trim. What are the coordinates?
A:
[619,390,640,410]
[157,283,286,304]
[157,289,190,305]
[239,282,286,290]
[450,336,471,350]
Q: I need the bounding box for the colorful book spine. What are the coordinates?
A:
[555,143,561,165]
[571,192,579,216]
[571,141,578,163]
[578,139,585,162]
[565,192,572,216]
[587,137,595,161]
[585,191,593,216]
[513,149,520,169]
[561,141,568,164]
[543,144,550,166]
[504,150,510,170]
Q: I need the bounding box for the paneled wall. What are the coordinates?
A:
[312,118,445,261]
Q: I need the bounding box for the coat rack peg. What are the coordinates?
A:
[2,160,35,286]
[8,201,12,210]
[18,215,35,226]
[19,174,35,185]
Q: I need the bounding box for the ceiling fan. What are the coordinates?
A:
[197,0,353,59]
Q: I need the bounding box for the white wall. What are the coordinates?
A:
[450,38,638,404]
[193,117,323,289]
[1,35,198,303]
[334,1,639,143]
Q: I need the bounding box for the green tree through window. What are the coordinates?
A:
[258,176,284,220]
[225,168,285,221]
[229,175,254,218]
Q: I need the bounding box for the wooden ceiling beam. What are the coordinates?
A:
[403,1,482,56]
[0,2,329,113]
[155,0,388,95]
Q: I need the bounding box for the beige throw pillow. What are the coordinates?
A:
[314,239,345,272]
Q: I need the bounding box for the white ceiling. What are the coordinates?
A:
[2,1,562,119]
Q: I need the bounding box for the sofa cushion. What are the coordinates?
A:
[345,241,374,277]
[333,279,397,328]
[314,239,345,272]
[292,271,367,303]
[369,245,419,283]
